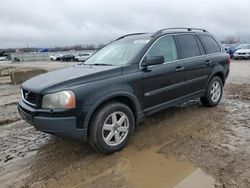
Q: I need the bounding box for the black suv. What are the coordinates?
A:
[18,28,230,153]
[57,54,75,62]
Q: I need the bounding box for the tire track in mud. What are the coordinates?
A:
[0,121,51,165]
[0,82,21,125]
[159,86,250,188]
[0,104,20,126]
[0,81,50,168]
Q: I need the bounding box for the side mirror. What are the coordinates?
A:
[141,55,164,67]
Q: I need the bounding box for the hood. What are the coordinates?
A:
[235,49,250,53]
[22,64,121,93]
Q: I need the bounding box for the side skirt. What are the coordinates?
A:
[143,90,205,116]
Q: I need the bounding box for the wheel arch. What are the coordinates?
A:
[212,72,225,85]
[84,91,142,133]
[207,65,226,87]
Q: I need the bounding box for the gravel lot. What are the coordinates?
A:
[0,60,249,188]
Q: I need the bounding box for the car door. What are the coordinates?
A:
[141,35,186,111]
[175,34,212,95]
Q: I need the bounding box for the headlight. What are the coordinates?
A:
[42,91,76,109]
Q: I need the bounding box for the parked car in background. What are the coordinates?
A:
[0,56,8,61]
[58,54,75,62]
[13,57,20,62]
[50,54,63,61]
[226,43,242,58]
[233,44,250,59]
[74,53,92,62]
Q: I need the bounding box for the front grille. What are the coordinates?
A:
[238,53,246,55]
[22,89,38,106]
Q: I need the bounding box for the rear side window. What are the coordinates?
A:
[176,34,200,58]
[199,35,221,54]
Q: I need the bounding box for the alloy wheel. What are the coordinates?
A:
[102,111,129,146]
[210,80,221,103]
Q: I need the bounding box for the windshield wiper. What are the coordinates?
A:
[87,63,113,66]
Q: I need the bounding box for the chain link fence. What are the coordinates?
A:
[10,50,96,62]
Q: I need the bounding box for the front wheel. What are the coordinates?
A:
[200,76,223,107]
[88,102,135,154]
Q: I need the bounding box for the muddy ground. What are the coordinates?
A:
[0,60,249,188]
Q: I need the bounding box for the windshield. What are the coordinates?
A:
[84,38,150,66]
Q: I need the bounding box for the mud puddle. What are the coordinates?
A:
[124,144,195,188]
[38,144,215,188]
[174,168,215,188]
[123,145,215,188]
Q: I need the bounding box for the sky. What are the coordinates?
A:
[0,0,249,48]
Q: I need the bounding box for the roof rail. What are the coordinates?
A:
[152,27,207,37]
[115,33,147,41]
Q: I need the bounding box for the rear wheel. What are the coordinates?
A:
[88,102,135,154]
[200,76,223,107]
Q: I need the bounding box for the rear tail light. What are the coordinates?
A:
[227,56,231,64]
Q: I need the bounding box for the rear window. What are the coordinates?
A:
[176,34,200,59]
[199,35,221,54]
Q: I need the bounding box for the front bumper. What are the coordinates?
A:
[18,100,88,141]
[233,54,250,59]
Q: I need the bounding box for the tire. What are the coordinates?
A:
[88,102,135,154]
[200,76,223,107]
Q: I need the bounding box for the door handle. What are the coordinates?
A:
[205,60,212,65]
[176,66,185,72]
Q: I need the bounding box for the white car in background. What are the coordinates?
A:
[50,54,63,61]
[0,56,8,61]
[233,44,250,59]
[74,53,92,62]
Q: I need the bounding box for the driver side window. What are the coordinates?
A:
[146,36,178,63]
